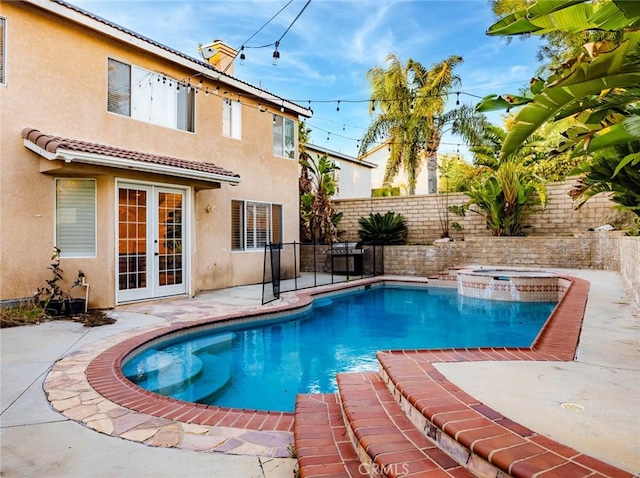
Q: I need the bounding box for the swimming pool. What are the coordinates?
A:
[122,284,556,412]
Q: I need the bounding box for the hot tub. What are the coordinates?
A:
[456,268,567,302]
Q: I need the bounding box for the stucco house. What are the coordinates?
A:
[0,0,312,308]
[361,142,433,196]
[306,144,377,199]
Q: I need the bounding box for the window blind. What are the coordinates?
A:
[107,58,131,116]
[231,200,244,250]
[56,179,97,258]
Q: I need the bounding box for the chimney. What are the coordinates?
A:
[198,40,237,75]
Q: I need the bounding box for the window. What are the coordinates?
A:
[0,18,6,85]
[273,114,295,158]
[55,179,97,258]
[333,160,341,197]
[231,200,283,251]
[107,58,195,132]
[222,99,242,139]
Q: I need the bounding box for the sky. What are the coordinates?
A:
[73,0,544,160]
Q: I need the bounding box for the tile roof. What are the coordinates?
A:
[22,128,241,181]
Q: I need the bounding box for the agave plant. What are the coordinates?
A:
[358,212,408,245]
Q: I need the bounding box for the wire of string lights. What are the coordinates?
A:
[223,0,312,71]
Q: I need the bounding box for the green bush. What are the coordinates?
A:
[358,211,408,244]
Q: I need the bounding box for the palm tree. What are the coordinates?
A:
[359,54,486,194]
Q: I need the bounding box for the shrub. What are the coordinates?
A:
[358,211,408,244]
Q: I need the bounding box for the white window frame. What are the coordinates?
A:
[107,58,195,132]
[272,114,295,159]
[55,178,97,258]
[222,98,242,139]
[1,17,7,86]
[231,200,283,251]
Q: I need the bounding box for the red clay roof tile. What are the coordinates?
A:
[22,128,240,180]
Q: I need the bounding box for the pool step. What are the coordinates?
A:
[124,333,236,402]
[337,372,473,477]
[294,394,362,477]
[295,353,631,477]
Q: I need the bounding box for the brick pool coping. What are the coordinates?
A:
[43,274,630,474]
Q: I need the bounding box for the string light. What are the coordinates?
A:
[272,41,280,66]
[336,101,340,112]
[456,92,460,106]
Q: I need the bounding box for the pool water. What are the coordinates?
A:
[122,285,556,412]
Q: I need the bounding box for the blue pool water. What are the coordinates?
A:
[122,285,556,412]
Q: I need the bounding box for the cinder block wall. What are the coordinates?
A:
[619,237,640,306]
[381,233,624,278]
[333,180,623,243]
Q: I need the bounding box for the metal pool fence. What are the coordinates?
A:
[262,242,384,304]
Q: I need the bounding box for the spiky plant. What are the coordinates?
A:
[358,211,408,245]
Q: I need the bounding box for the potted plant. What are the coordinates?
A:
[34,246,69,317]
[66,270,87,316]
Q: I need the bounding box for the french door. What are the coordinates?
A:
[117,182,188,303]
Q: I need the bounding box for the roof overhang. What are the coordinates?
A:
[22,129,242,186]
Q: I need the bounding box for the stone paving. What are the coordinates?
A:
[42,277,426,460]
[43,286,305,458]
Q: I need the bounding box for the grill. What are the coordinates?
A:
[324,243,367,275]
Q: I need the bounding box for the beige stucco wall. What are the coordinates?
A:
[0,2,301,307]
[334,180,626,243]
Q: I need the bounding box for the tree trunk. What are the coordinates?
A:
[426,152,438,194]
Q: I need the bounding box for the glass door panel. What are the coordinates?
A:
[117,186,150,302]
[155,190,185,295]
[116,183,187,303]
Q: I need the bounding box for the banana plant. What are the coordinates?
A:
[299,154,340,244]
[487,0,640,37]
[478,0,640,218]
[479,0,640,156]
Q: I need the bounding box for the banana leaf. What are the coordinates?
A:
[487,0,640,36]
[501,32,640,157]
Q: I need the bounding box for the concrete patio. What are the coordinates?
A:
[1,269,638,477]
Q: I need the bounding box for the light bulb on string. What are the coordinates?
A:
[239,46,246,65]
[272,41,280,66]
[336,101,340,112]
[456,92,460,106]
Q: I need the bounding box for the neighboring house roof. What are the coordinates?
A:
[22,128,242,185]
[307,144,377,169]
[25,0,312,118]
[358,141,390,162]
